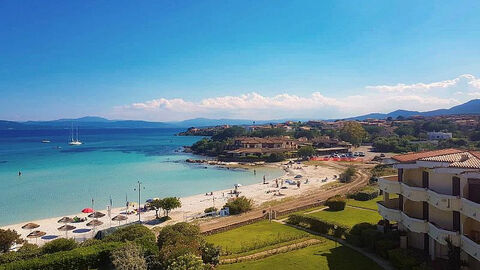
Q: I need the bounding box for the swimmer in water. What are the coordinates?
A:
[18,171,22,176]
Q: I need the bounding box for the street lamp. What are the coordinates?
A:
[134,181,144,223]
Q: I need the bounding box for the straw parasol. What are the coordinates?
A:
[112,215,128,225]
[57,224,76,238]
[57,217,74,224]
[27,230,46,244]
[22,222,40,230]
[88,211,105,218]
[87,219,104,227]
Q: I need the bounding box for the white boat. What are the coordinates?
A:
[41,140,51,143]
[69,124,83,145]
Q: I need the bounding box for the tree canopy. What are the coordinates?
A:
[339,121,367,146]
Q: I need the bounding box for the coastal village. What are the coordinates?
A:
[1,113,480,269]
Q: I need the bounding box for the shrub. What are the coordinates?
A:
[340,166,356,183]
[166,253,206,270]
[345,223,377,247]
[0,229,23,253]
[0,241,123,270]
[360,229,383,250]
[352,186,379,201]
[375,239,399,259]
[204,207,217,214]
[266,152,285,162]
[103,224,157,255]
[224,196,253,215]
[41,238,78,254]
[325,195,346,211]
[286,214,348,238]
[200,242,220,266]
[0,244,41,264]
[388,248,425,270]
[111,241,147,270]
[157,223,204,263]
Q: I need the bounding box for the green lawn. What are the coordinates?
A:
[307,207,382,228]
[347,193,399,210]
[217,239,383,270]
[205,220,310,255]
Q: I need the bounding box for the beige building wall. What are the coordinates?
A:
[404,199,423,219]
[403,168,423,187]
[429,205,452,230]
[407,231,424,249]
[428,172,452,195]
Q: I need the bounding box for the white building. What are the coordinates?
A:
[377,149,480,269]
[428,132,453,141]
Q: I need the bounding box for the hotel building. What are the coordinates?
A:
[377,149,480,268]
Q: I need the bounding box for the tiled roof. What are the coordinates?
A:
[392,148,480,169]
[391,149,462,162]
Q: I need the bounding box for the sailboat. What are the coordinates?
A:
[69,124,83,145]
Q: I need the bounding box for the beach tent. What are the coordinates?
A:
[82,208,94,213]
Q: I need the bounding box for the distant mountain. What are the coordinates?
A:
[345,99,480,120]
[1,99,479,130]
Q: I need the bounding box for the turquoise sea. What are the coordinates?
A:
[0,128,283,226]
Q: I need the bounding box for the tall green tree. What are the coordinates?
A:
[111,242,147,270]
[148,199,164,219]
[0,229,23,253]
[297,145,316,159]
[339,121,367,146]
[160,197,182,217]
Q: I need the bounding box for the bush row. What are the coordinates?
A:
[286,214,348,238]
[0,242,123,270]
[349,186,379,201]
[324,195,346,211]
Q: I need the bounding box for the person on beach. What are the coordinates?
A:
[275,179,279,188]
[263,175,266,184]
[253,169,256,175]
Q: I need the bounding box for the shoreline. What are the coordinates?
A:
[1,161,342,246]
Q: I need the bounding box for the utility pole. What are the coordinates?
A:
[134,181,143,223]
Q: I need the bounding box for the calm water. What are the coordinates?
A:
[0,128,282,226]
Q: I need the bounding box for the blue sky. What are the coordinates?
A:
[1,1,480,121]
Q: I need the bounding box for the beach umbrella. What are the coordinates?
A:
[82,208,94,213]
[57,217,74,224]
[112,215,128,225]
[27,230,46,244]
[22,223,40,230]
[88,211,105,218]
[87,220,104,227]
[57,224,76,238]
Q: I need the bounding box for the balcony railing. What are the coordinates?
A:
[428,222,460,246]
[461,235,480,262]
[377,201,401,222]
[378,175,401,194]
[460,198,480,223]
[401,183,427,202]
[401,212,428,233]
[426,190,461,212]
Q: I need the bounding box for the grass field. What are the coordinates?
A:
[217,239,383,270]
[205,220,310,255]
[307,207,382,227]
[346,198,382,210]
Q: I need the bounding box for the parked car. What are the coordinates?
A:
[380,153,386,157]
[358,152,365,157]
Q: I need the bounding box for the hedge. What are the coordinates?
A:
[387,248,425,270]
[345,223,377,247]
[350,186,379,201]
[375,239,399,259]
[324,196,346,211]
[286,214,348,238]
[0,242,123,270]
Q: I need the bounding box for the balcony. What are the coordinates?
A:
[460,198,480,223]
[426,190,461,211]
[401,183,427,202]
[427,222,460,246]
[377,200,401,222]
[401,212,428,233]
[461,235,480,262]
[378,175,401,194]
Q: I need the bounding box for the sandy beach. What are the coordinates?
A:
[1,161,342,246]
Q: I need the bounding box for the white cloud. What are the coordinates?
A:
[110,74,479,121]
[366,74,480,93]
